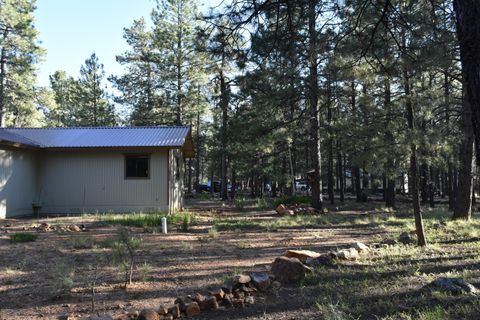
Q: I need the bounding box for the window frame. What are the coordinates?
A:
[124,154,151,180]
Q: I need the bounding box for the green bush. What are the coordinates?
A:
[273,195,311,208]
[97,212,186,227]
[10,233,37,243]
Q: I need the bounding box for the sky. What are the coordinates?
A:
[35,0,220,87]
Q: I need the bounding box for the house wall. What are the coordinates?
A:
[169,148,184,213]
[0,149,38,218]
[38,150,169,214]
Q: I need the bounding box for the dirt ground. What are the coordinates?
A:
[0,199,469,320]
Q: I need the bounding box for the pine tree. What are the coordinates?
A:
[0,0,45,127]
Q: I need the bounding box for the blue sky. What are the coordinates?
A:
[35,0,220,87]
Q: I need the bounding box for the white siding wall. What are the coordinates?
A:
[169,149,184,213]
[0,149,37,218]
[38,150,169,214]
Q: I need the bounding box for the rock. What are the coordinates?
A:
[332,248,359,260]
[233,290,245,300]
[245,295,255,305]
[185,302,201,317]
[429,277,477,295]
[285,210,295,216]
[399,232,414,244]
[86,315,113,320]
[137,309,160,320]
[208,288,224,300]
[194,293,205,303]
[163,316,174,320]
[306,207,316,214]
[306,254,336,267]
[221,293,234,307]
[174,296,192,312]
[285,249,321,263]
[68,225,81,232]
[199,296,219,311]
[238,285,256,293]
[232,298,245,308]
[271,256,312,284]
[157,305,169,315]
[169,304,181,319]
[57,314,74,320]
[221,282,233,294]
[381,238,398,246]
[249,272,271,291]
[276,204,286,215]
[39,222,51,232]
[351,242,369,253]
[233,274,251,285]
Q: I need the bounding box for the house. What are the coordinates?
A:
[0,126,194,218]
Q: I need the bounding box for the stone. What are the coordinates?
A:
[208,288,224,300]
[174,296,192,312]
[306,207,316,214]
[306,254,336,267]
[275,204,286,215]
[194,293,205,303]
[381,238,398,246]
[222,293,234,307]
[233,274,251,285]
[137,309,160,320]
[68,225,81,232]
[221,282,233,294]
[270,256,312,284]
[351,242,369,253]
[245,295,255,305]
[39,223,51,232]
[286,210,295,216]
[199,296,219,311]
[157,305,169,315]
[285,249,321,263]
[185,302,201,317]
[249,272,271,291]
[332,248,359,260]
[399,232,414,244]
[233,290,245,300]
[429,277,477,295]
[86,315,113,320]
[232,298,245,308]
[169,304,181,319]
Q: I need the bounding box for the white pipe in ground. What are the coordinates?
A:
[161,217,168,234]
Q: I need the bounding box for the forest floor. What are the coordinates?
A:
[0,198,479,320]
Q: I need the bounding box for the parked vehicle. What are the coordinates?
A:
[295,179,310,191]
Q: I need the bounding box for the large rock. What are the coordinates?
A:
[276,204,286,215]
[137,309,160,320]
[185,302,201,317]
[351,242,369,253]
[305,254,336,267]
[429,277,477,295]
[169,304,180,319]
[331,248,359,260]
[233,274,251,286]
[271,256,312,284]
[285,249,321,263]
[199,296,219,311]
[399,232,414,244]
[249,272,271,291]
[208,288,224,300]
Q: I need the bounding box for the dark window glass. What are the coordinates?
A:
[125,155,149,178]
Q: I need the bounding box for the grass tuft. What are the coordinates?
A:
[10,233,37,243]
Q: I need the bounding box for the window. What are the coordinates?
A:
[125,155,150,178]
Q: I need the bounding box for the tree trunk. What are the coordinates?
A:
[453,90,474,220]
[404,62,427,247]
[0,29,8,127]
[338,150,344,202]
[327,81,334,204]
[453,0,480,165]
[308,0,322,210]
[195,111,201,193]
[219,66,229,201]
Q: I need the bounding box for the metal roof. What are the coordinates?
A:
[0,126,191,149]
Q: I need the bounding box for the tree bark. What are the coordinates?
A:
[404,62,427,247]
[453,0,480,165]
[338,150,344,202]
[308,0,322,210]
[453,90,474,220]
[219,65,229,201]
[0,29,8,127]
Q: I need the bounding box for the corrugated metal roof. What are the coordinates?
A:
[0,126,191,148]
[0,130,40,147]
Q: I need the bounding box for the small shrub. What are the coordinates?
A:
[235,197,248,211]
[111,227,144,287]
[53,262,75,296]
[68,236,94,249]
[138,262,152,282]
[273,195,311,208]
[255,197,272,210]
[10,233,37,243]
[182,213,191,232]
